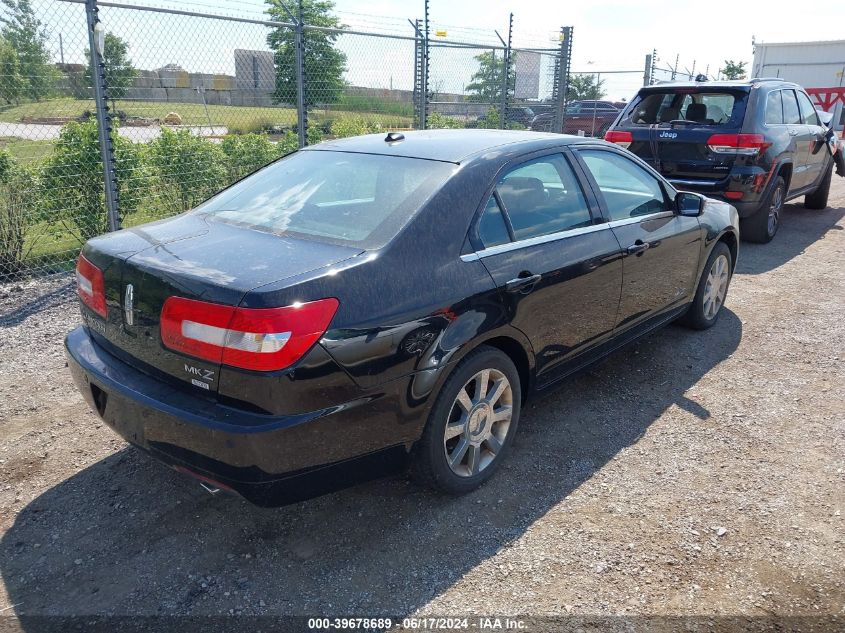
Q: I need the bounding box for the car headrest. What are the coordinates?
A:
[498,177,546,214]
[686,102,707,122]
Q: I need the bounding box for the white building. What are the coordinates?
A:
[752,39,845,130]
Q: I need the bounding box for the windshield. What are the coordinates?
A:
[627,90,742,125]
[194,150,455,248]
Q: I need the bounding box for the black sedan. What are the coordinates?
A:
[66,130,739,506]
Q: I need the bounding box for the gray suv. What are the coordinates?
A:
[605,79,840,242]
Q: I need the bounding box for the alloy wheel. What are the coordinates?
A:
[768,185,783,236]
[443,368,513,477]
[703,254,730,320]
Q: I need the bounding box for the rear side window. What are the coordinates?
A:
[627,90,741,125]
[765,90,784,125]
[782,90,801,124]
[195,151,454,249]
[478,197,510,248]
[579,150,667,221]
[797,91,821,126]
[494,155,591,241]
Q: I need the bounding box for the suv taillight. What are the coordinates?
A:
[160,296,339,372]
[76,254,107,318]
[604,130,633,148]
[707,133,770,156]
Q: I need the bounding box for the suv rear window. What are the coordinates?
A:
[626,90,744,125]
[194,151,454,248]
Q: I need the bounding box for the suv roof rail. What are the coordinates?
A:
[749,77,785,83]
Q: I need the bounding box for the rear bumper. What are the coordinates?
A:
[65,326,417,506]
[668,164,783,218]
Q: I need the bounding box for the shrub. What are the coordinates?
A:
[0,151,35,276]
[41,119,142,241]
[330,115,381,139]
[145,128,225,212]
[221,133,280,183]
[427,112,464,129]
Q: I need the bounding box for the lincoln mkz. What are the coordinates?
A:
[66,130,739,506]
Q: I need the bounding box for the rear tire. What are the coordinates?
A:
[804,163,832,210]
[740,176,784,243]
[410,346,521,495]
[681,241,733,330]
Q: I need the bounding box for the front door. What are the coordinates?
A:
[470,152,623,386]
[575,147,703,333]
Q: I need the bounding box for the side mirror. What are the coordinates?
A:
[676,191,704,217]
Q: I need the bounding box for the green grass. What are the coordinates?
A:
[0,137,54,163]
[0,98,413,130]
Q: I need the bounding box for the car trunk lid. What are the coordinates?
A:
[83,213,361,394]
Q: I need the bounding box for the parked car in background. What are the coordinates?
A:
[505,106,536,126]
[530,100,621,137]
[67,130,738,507]
[605,78,840,242]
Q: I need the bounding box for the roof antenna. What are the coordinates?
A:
[385,132,405,143]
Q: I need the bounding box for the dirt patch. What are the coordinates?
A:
[0,183,843,625]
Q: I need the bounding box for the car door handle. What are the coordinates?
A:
[788,129,800,136]
[505,273,542,293]
[627,241,650,255]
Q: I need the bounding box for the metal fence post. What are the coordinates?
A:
[498,13,513,130]
[85,0,121,232]
[421,0,429,129]
[553,26,573,133]
[643,53,652,86]
[295,0,307,147]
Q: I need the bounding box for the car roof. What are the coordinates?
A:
[642,78,798,91]
[304,129,594,164]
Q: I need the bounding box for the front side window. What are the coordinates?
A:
[765,90,784,125]
[195,150,454,248]
[782,90,802,125]
[494,155,592,241]
[579,150,667,221]
[797,91,821,126]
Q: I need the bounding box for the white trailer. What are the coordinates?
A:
[752,39,845,130]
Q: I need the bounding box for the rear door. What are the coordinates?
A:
[617,88,750,186]
[469,150,623,386]
[796,90,830,189]
[574,147,703,332]
[781,89,813,191]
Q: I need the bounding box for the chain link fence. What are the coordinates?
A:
[2,0,693,286]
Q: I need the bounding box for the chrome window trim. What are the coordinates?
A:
[461,222,609,262]
[607,211,674,229]
[461,210,677,262]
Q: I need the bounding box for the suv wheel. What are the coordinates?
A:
[740,176,784,243]
[804,163,832,210]
[410,346,521,495]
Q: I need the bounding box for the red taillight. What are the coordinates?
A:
[604,130,633,149]
[76,254,107,318]
[160,296,339,372]
[724,191,744,200]
[707,133,770,156]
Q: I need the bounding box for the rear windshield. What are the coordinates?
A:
[194,150,455,248]
[625,90,744,125]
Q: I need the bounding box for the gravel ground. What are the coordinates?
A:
[0,181,843,630]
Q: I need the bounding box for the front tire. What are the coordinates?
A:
[411,346,521,495]
[740,176,784,243]
[804,163,832,210]
[681,241,733,330]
